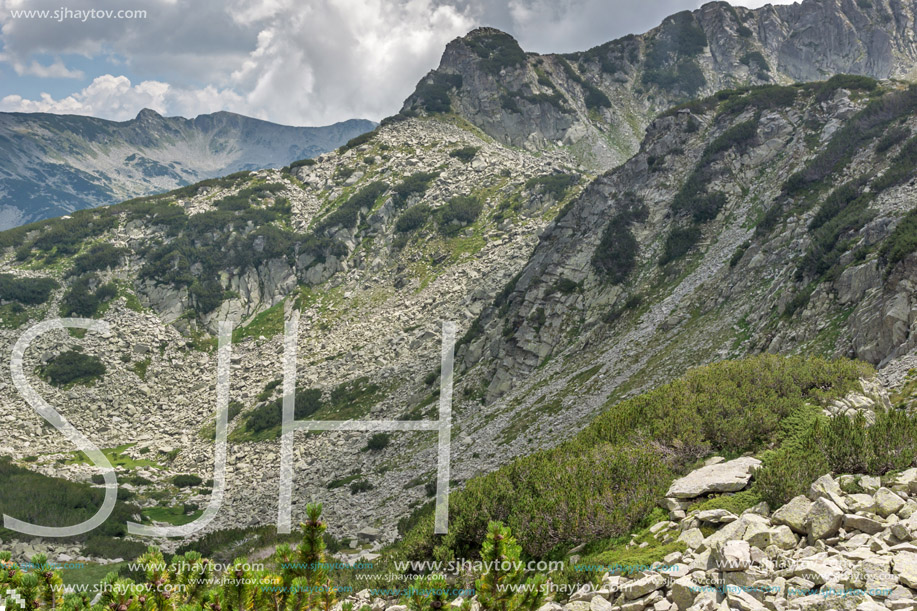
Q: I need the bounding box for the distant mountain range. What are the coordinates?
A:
[0,109,375,229]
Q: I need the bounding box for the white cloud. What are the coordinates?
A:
[0,53,83,78]
[0,0,799,125]
[0,74,243,120]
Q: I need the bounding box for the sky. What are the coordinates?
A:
[0,0,796,127]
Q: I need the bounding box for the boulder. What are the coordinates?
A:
[875,487,906,518]
[715,540,751,571]
[805,497,844,540]
[807,474,849,511]
[665,457,761,499]
[772,496,814,534]
[893,552,917,588]
[622,574,666,600]
[843,514,885,535]
[695,509,737,524]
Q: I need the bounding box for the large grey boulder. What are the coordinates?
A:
[666,457,761,499]
[772,496,813,534]
[805,497,844,540]
[875,487,906,518]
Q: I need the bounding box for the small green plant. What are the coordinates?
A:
[363,433,391,452]
[449,146,480,163]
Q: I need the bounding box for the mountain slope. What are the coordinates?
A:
[401,0,917,170]
[0,109,375,229]
[1,4,917,556]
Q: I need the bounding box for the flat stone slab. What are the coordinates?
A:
[666,457,762,499]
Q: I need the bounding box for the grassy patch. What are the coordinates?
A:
[233,300,286,343]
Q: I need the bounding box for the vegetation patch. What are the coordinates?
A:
[0,456,144,559]
[592,193,648,283]
[525,173,579,200]
[391,171,439,208]
[395,355,867,560]
[449,146,480,163]
[0,274,58,305]
[41,350,106,387]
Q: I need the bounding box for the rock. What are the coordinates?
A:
[844,514,885,535]
[715,540,751,571]
[678,528,705,550]
[670,576,700,611]
[875,488,906,518]
[590,596,613,611]
[726,588,766,611]
[772,496,814,534]
[357,527,382,542]
[860,476,882,493]
[622,574,666,600]
[666,457,761,499]
[696,509,737,524]
[893,552,917,588]
[847,494,877,513]
[805,497,844,540]
[770,525,799,550]
[807,474,849,511]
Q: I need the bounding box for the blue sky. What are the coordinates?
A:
[0,0,793,126]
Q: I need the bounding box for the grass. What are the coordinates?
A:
[232,299,286,343]
[130,358,150,379]
[66,444,163,470]
[688,489,762,514]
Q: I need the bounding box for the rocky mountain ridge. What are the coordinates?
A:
[0,109,375,230]
[402,0,917,169]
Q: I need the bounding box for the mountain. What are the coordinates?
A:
[402,0,917,169]
[0,0,916,561]
[0,109,375,229]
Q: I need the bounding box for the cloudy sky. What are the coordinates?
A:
[0,0,795,126]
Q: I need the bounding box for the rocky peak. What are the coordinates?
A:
[401,0,917,171]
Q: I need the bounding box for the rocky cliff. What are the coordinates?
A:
[402,0,917,170]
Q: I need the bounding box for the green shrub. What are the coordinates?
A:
[316,181,388,232]
[660,226,701,264]
[243,388,324,435]
[463,30,526,75]
[881,207,917,269]
[592,194,648,283]
[350,480,374,494]
[784,86,917,194]
[739,51,769,77]
[525,173,579,200]
[68,243,128,277]
[719,85,797,115]
[875,126,910,153]
[437,196,483,234]
[393,356,867,561]
[812,74,878,103]
[392,172,439,208]
[0,274,58,305]
[408,73,463,113]
[338,130,377,154]
[42,350,106,387]
[689,490,762,514]
[363,433,390,452]
[755,406,917,507]
[872,136,917,193]
[172,474,203,488]
[449,146,479,163]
